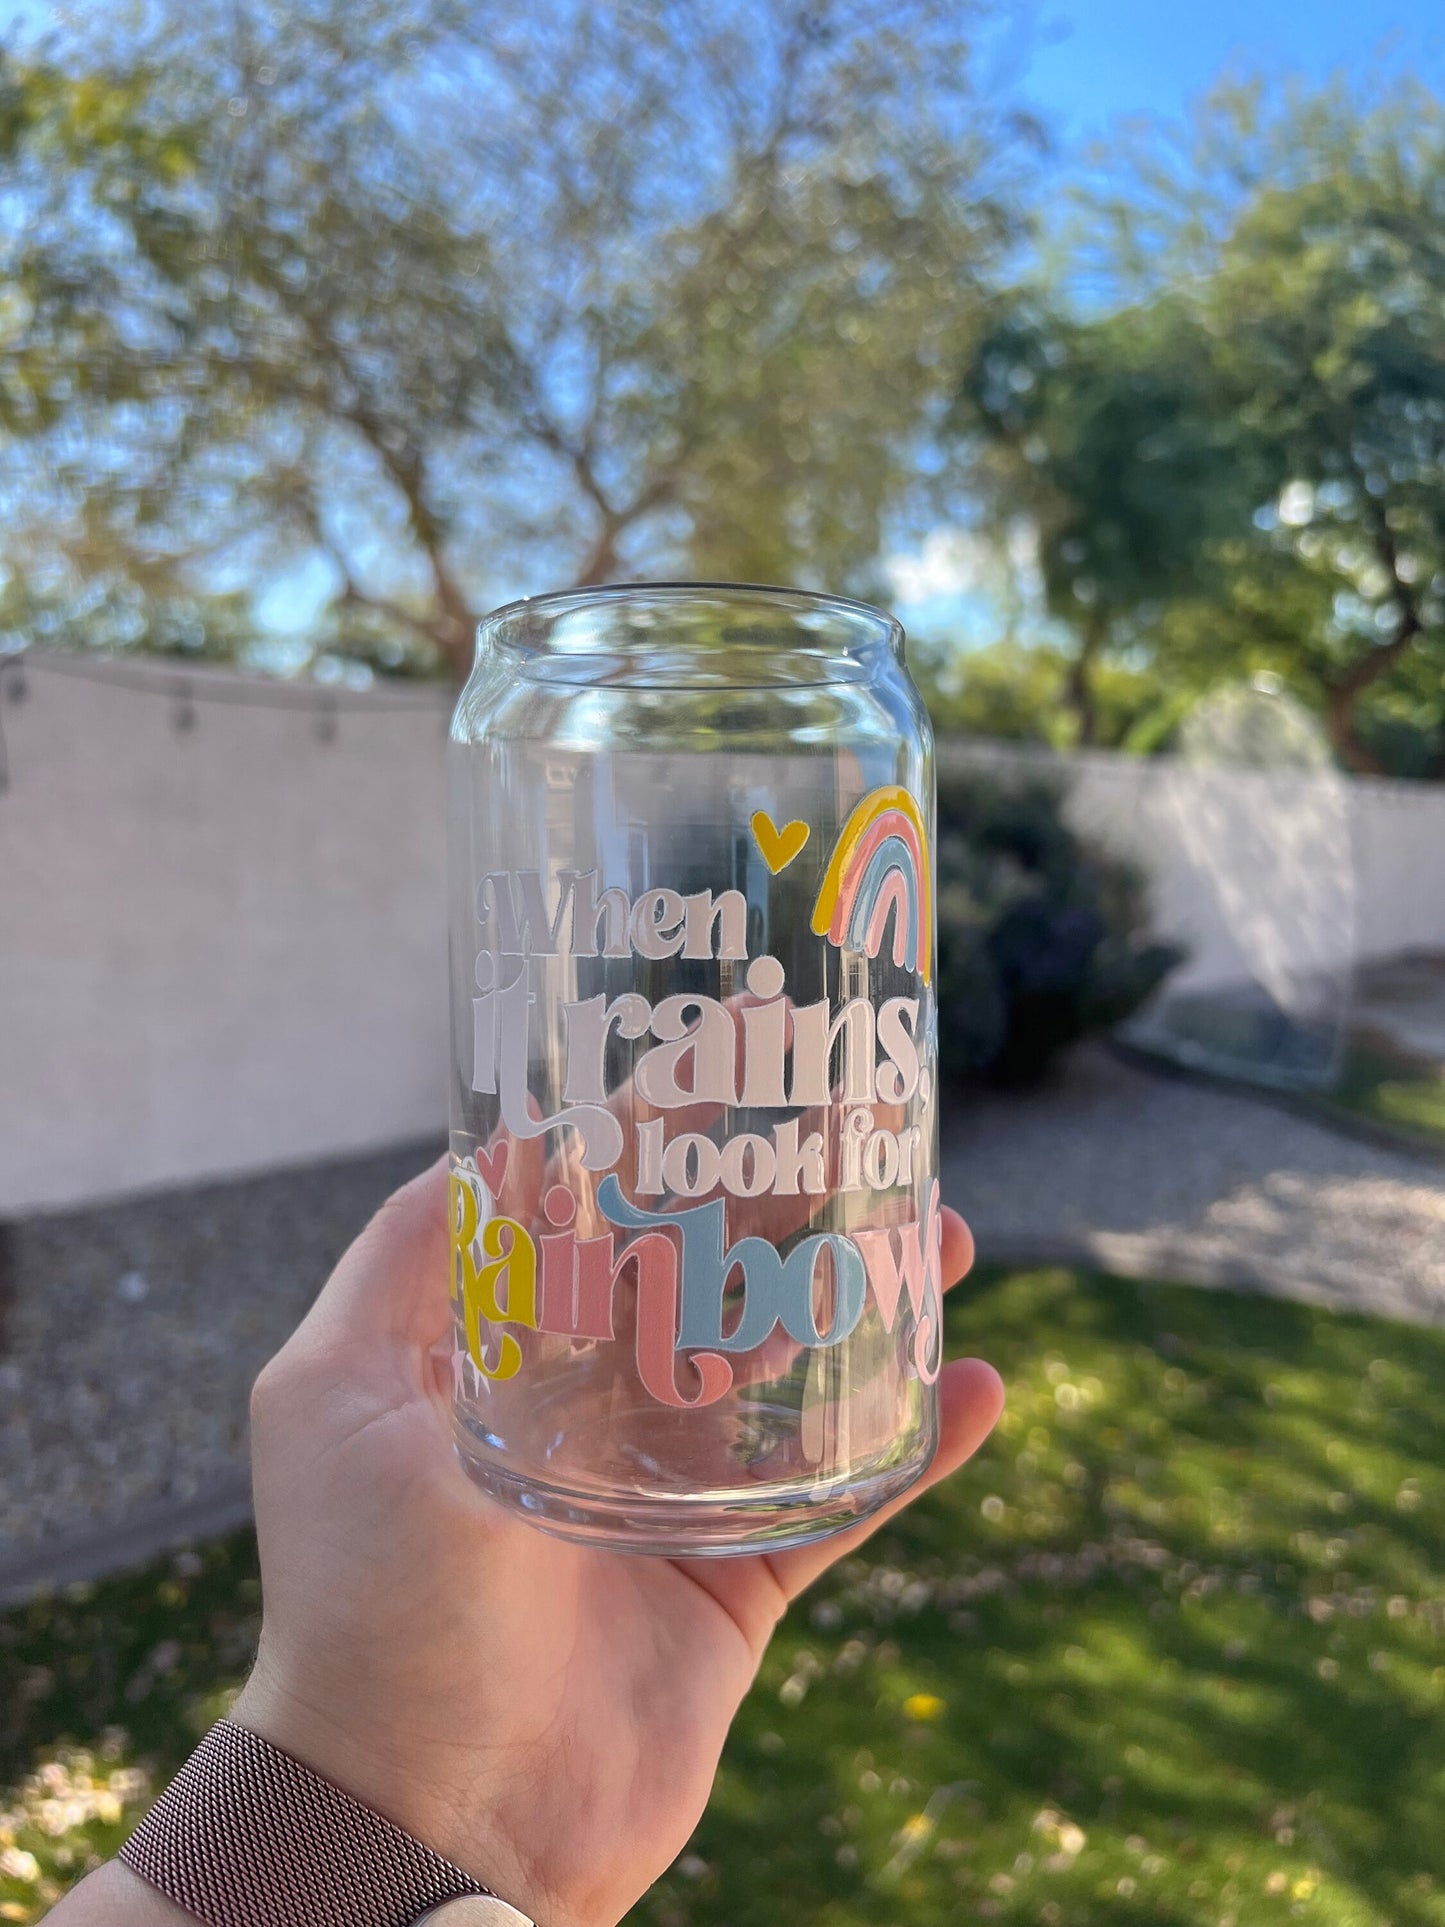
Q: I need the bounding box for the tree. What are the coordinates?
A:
[0,0,1034,678]
[944,75,1445,775]
[947,290,1264,745]
[1084,75,1445,774]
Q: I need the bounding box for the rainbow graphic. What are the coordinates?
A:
[811,784,931,983]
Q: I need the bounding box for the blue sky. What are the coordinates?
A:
[8,0,1444,643]
[9,0,1444,122]
[896,0,1445,636]
[1025,0,1445,140]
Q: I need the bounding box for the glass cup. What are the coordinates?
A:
[447,583,940,1554]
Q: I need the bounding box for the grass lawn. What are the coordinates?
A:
[1123,999,1445,1158]
[5,1267,1445,1926]
[1327,1031,1445,1154]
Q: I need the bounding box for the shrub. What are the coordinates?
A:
[936,764,1181,1083]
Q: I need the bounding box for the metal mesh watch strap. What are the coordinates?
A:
[119,1717,534,1927]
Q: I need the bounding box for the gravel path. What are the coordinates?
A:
[0,1141,442,1570]
[945,1045,1445,1324]
[3,1050,1443,1587]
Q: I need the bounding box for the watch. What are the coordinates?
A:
[119,1717,536,1927]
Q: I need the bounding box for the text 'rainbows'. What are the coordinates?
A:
[811,785,932,983]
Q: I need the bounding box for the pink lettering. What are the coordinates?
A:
[853,1179,943,1383]
[624,1231,734,1409]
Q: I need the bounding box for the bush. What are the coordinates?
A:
[936,764,1180,1083]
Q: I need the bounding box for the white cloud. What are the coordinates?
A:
[885,527,995,606]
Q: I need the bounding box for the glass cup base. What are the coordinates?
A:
[454,1425,929,1557]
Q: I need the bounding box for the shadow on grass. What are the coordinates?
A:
[4,1269,1445,1926]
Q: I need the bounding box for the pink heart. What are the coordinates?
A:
[473,1141,509,1195]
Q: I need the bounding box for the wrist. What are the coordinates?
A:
[46,1858,199,1924]
[229,1666,598,1927]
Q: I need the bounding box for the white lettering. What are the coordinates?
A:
[631,888,688,960]
[719,1133,778,1198]
[682,888,747,961]
[875,997,922,1104]
[562,994,651,1103]
[661,1132,722,1199]
[634,996,739,1110]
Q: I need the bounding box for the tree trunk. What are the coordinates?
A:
[431,570,475,684]
[572,517,623,589]
[1322,497,1427,775]
[1324,682,1384,776]
[1065,608,1107,747]
[1323,606,1421,777]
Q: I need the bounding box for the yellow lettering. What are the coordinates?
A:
[451,1192,538,1381]
[448,1170,480,1307]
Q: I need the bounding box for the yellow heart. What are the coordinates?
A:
[751,811,810,873]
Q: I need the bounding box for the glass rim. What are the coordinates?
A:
[476,579,905,656]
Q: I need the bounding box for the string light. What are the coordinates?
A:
[4,648,451,716]
[0,649,452,792]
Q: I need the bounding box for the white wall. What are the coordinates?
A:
[0,654,452,1212]
[940,737,1445,995]
[3,658,1444,1213]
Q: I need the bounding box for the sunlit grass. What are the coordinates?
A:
[1329,1033,1445,1150]
[5,1269,1445,1926]
[1125,1003,1445,1154]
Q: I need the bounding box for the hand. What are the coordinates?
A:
[220,1158,1002,1927]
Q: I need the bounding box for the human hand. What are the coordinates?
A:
[227,1159,1002,1927]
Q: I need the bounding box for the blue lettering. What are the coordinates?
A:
[597,1177,866,1354]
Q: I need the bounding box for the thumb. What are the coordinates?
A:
[295,1156,454,1361]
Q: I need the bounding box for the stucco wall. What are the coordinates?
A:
[3,655,1443,1212]
[0,654,452,1212]
[939,739,1394,1001]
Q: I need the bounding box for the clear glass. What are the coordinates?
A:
[447,583,940,1555]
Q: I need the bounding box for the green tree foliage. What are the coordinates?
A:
[1135,77,1445,774]
[915,636,1193,753]
[949,294,1258,744]
[0,0,1032,676]
[954,75,1445,774]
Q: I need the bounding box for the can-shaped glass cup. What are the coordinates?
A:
[447,583,941,1555]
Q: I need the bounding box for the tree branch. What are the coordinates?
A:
[334,579,455,654]
[289,455,456,659]
[1323,469,1426,772]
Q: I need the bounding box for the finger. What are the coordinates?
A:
[473,1097,549,1232]
[541,987,788,1225]
[941,1206,975,1291]
[497,1127,548,1231]
[676,1355,1004,1651]
[297,1156,453,1358]
[762,1355,1005,1603]
[728,1196,973,1401]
